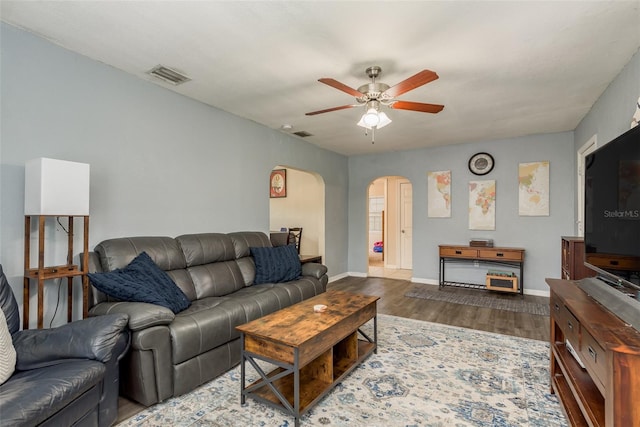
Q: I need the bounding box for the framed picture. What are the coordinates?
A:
[469,180,496,230]
[427,170,451,218]
[518,161,549,216]
[270,169,287,198]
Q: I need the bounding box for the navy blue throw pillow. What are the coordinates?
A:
[88,252,190,313]
[250,245,302,285]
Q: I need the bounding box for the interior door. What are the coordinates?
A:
[400,181,412,269]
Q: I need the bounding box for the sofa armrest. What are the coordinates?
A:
[13,313,128,370]
[89,301,175,331]
[301,262,328,279]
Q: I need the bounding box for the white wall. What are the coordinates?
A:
[269,167,324,256]
[348,132,576,295]
[0,23,348,327]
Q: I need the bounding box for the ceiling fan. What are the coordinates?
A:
[306,66,444,131]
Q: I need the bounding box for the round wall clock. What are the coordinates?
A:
[468,152,495,175]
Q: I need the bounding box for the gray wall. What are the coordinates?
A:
[348,133,576,294]
[575,49,640,153]
[2,22,638,325]
[574,48,640,232]
[0,23,348,327]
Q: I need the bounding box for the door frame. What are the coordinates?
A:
[577,135,597,236]
[398,180,412,269]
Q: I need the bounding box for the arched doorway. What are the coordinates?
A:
[367,176,412,280]
[269,166,325,261]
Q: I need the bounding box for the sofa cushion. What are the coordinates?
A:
[0,360,104,427]
[250,245,302,284]
[0,310,16,385]
[228,231,272,258]
[88,252,190,313]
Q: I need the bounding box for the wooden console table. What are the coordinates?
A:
[547,278,640,426]
[299,254,322,265]
[439,245,525,295]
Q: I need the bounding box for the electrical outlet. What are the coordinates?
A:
[473,260,480,267]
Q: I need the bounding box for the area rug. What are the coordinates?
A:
[405,286,550,316]
[116,314,566,427]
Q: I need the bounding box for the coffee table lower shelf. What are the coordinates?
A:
[240,327,376,426]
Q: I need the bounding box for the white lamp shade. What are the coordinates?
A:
[25,158,90,215]
[363,109,380,127]
[377,112,392,129]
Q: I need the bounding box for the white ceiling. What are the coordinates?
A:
[2,1,639,156]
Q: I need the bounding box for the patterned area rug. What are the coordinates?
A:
[405,286,550,316]
[117,314,566,427]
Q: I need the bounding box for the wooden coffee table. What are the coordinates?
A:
[236,290,379,427]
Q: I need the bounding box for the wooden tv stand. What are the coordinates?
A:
[546,278,640,426]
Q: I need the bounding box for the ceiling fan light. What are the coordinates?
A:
[356,115,372,129]
[363,108,380,127]
[377,112,392,129]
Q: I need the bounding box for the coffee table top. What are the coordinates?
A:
[236,290,378,347]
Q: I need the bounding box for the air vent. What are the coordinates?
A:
[293,131,313,138]
[147,65,191,85]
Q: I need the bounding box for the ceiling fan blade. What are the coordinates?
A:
[305,104,359,116]
[318,78,363,98]
[389,100,444,114]
[383,70,439,98]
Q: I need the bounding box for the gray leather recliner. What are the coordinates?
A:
[0,264,130,427]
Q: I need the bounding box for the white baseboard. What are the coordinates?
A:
[328,272,350,282]
[411,277,550,297]
[411,277,439,285]
[334,273,551,298]
[346,271,367,278]
[523,288,550,297]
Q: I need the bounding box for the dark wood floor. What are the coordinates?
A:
[116,276,550,423]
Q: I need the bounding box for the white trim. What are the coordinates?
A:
[334,274,551,297]
[328,272,350,282]
[412,277,439,285]
[577,134,597,236]
[344,271,367,279]
[524,288,551,297]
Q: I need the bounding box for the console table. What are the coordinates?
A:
[439,245,525,295]
[299,254,322,265]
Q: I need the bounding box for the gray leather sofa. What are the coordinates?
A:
[0,264,130,427]
[87,231,328,406]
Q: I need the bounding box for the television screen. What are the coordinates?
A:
[584,125,640,289]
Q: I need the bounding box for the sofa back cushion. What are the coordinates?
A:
[94,237,196,301]
[176,233,246,298]
[228,232,272,286]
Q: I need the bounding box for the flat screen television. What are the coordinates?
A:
[580,124,640,328]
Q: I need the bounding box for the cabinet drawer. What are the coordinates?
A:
[579,329,606,389]
[478,249,523,262]
[551,295,580,346]
[440,247,478,258]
